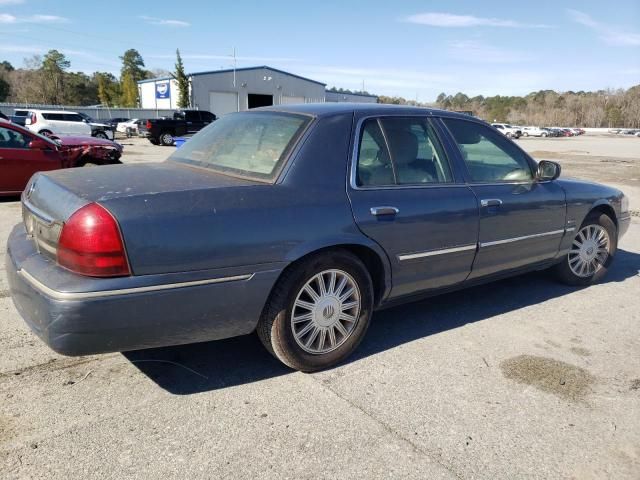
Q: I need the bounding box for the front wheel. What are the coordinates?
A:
[257,250,374,372]
[554,213,617,286]
[94,131,108,139]
[523,132,529,137]
[160,132,174,146]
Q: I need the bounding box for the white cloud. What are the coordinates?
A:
[567,9,640,46]
[0,13,68,23]
[140,15,190,27]
[404,12,551,29]
[0,44,43,54]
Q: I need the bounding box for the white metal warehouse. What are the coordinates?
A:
[138,66,327,117]
[137,65,377,117]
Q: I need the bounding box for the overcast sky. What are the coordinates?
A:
[1,0,639,101]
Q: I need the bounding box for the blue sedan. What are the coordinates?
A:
[6,104,631,371]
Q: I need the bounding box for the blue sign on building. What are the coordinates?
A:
[155,81,171,99]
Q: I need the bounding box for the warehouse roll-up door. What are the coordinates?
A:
[281,95,305,105]
[209,92,238,118]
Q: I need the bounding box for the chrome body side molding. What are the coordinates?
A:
[17,269,254,301]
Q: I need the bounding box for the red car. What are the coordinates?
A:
[0,120,123,196]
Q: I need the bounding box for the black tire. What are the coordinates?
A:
[94,131,108,139]
[541,132,548,137]
[38,130,53,137]
[160,132,174,146]
[523,132,529,137]
[554,212,617,286]
[257,250,374,372]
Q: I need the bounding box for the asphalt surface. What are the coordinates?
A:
[1,135,639,479]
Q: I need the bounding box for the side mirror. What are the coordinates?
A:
[537,160,561,181]
[29,138,50,150]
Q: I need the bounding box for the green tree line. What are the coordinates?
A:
[433,88,640,128]
[0,48,190,108]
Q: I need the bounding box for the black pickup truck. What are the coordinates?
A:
[143,110,216,146]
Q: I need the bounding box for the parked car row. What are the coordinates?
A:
[4,109,116,140]
[0,118,123,195]
[609,128,640,136]
[491,123,586,138]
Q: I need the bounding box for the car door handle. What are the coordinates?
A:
[370,206,399,216]
[480,199,503,207]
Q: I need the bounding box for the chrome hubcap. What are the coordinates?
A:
[291,269,361,354]
[568,225,610,278]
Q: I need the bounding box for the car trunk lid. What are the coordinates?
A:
[21,161,261,263]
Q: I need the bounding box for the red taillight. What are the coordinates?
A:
[57,203,130,277]
[30,113,37,125]
[146,120,152,129]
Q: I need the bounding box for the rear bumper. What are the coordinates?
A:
[6,225,282,356]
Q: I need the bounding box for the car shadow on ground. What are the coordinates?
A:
[125,248,640,395]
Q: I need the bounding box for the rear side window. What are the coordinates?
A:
[356,117,453,187]
[444,118,533,183]
[42,113,65,121]
[170,112,310,181]
[64,114,83,122]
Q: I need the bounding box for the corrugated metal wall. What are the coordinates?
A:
[189,67,326,116]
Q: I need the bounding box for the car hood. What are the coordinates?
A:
[57,136,121,149]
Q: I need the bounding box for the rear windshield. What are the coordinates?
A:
[169,112,310,181]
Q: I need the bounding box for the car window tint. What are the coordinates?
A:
[356,119,394,186]
[379,117,453,185]
[0,126,30,149]
[64,114,83,122]
[444,118,533,183]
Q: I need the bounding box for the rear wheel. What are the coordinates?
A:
[160,132,174,146]
[38,129,53,137]
[257,250,374,372]
[554,213,617,286]
[523,132,529,137]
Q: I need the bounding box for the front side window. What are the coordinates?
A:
[356,117,453,187]
[170,112,310,181]
[0,126,30,149]
[444,118,533,183]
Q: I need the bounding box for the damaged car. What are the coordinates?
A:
[0,120,122,196]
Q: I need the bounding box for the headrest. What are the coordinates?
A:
[385,129,418,165]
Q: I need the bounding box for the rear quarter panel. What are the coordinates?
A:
[102,113,388,278]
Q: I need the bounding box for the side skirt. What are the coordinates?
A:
[376,259,560,311]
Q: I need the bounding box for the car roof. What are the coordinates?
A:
[256,102,476,120]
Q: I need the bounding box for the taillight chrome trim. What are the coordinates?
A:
[17,268,254,301]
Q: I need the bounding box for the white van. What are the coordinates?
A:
[24,110,92,137]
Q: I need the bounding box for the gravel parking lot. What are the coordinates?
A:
[1,134,639,479]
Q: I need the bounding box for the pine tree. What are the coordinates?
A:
[120,72,139,107]
[173,49,190,108]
